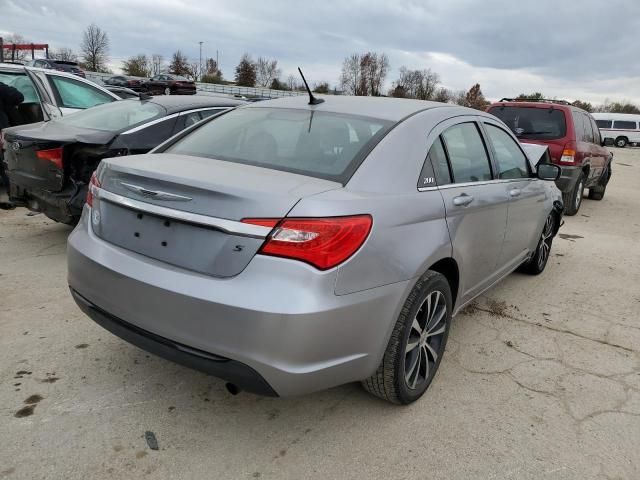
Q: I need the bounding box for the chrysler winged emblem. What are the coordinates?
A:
[120,182,192,202]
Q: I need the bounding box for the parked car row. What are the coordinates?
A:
[486,98,613,216]
[4,76,614,405]
[26,59,86,78]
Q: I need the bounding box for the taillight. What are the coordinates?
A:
[86,172,101,208]
[560,141,577,164]
[242,215,372,270]
[36,147,64,169]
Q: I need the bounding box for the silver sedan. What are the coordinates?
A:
[68,96,563,404]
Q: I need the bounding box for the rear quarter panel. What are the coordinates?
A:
[289,107,460,296]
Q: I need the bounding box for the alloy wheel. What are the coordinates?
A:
[404,290,447,390]
[537,215,554,270]
[164,87,171,95]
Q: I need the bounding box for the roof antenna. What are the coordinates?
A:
[298,67,324,105]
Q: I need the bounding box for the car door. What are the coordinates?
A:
[481,120,548,268]
[435,120,509,302]
[23,68,63,121]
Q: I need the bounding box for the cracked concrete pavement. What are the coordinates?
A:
[1,148,639,479]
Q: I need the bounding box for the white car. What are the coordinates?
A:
[0,63,120,125]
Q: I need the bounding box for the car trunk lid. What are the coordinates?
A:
[92,153,342,277]
[4,122,115,193]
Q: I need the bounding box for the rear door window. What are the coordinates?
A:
[487,106,567,140]
[589,117,602,144]
[580,112,594,143]
[441,123,492,183]
[484,124,530,179]
[48,75,114,109]
[613,120,637,129]
[419,137,451,188]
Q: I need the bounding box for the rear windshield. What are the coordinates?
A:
[164,107,394,183]
[57,99,166,132]
[595,119,612,129]
[488,106,567,140]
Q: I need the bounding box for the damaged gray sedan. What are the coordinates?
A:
[68,96,563,404]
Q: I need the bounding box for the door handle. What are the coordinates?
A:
[509,188,521,197]
[453,194,474,206]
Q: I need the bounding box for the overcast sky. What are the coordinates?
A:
[2,0,640,104]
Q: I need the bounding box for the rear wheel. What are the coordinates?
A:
[519,213,555,275]
[362,271,452,405]
[588,164,611,201]
[164,87,171,95]
[615,136,627,148]
[562,172,584,216]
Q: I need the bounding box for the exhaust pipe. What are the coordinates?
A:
[225,383,241,395]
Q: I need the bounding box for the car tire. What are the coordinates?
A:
[164,87,171,95]
[562,172,585,216]
[588,164,611,201]
[519,213,555,275]
[362,270,452,405]
[615,136,627,148]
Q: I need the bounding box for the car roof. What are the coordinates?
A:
[243,95,465,122]
[135,95,245,113]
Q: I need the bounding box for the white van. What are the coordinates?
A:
[592,112,640,148]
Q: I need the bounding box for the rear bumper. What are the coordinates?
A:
[7,180,81,224]
[70,288,278,396]
[555,165,581,193]
[67,209,411,396]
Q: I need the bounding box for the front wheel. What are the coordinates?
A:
[615,137,627,148]
[562,172,584,216]
[362,271,452,405]
[588,164,611,201]
[164,87,171,95]
[519,213,555,275]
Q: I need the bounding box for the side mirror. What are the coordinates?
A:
[603,138,614,147]
[537,163,561,181]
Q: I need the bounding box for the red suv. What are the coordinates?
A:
[487,99,613,215]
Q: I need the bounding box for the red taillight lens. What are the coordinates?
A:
[243,215,372,270]
[36,147,64,169]
[86,172,101,208]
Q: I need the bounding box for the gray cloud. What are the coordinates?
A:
[2,0,640,103]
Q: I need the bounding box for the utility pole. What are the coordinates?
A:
[198,41,203,80]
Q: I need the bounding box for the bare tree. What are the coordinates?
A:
[390,67,440,100]
[51,48,78,63]
[122,54,151,77]
[361,52,389,96]
[255,57,281,88]
[187,61,202,81]
[433,87,452,103]
[151,54,164,75]
[340,53,361,95]
[80,23,110,72]
[286,74,298,91]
